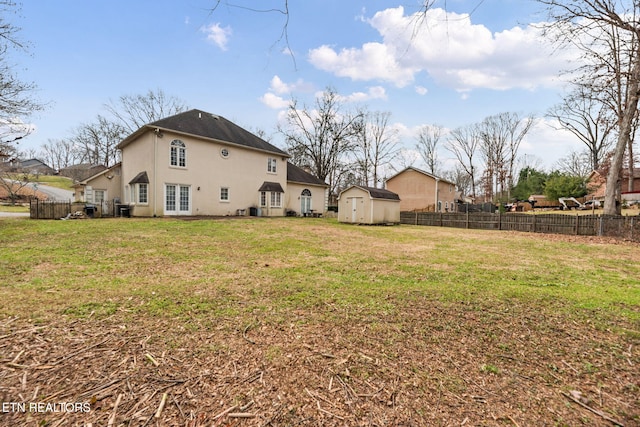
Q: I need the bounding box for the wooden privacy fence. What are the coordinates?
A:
[30,200,118,219]
[30,200,72,219]
[400,211,640,241]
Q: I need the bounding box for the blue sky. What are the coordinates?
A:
[14,0,584,172]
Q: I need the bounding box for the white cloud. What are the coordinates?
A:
[260,76,316,110]
[260,92,290,110]
[268,75,313,95]
[415,85,428,95]
[338,86,388,103]
[308,6,575,93]
[309,43,417,87]
[201,23,232,51]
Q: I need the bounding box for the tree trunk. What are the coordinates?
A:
[604,54,640,215]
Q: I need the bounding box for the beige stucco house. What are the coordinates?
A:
[385,167,457,212]
[73,163,122,216]
[74,109,327,217]
[337,185,400,224]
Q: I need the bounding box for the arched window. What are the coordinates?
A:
[301,189,312,197]
[170,139,186,167]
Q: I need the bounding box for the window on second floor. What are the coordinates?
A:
[267,157,277,173]
[170,140,186,167]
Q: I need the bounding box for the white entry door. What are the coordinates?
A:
[300,189,312,215]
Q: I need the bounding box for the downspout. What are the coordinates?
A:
[435,178,439,211]
[153,131,158,217]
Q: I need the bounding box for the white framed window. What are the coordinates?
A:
[267,157,277,173]
[137,183,148,204]
[170,139,186,167]
[260,191,267,207]
[94,190,105,203]
[220,187,229,202]
[270,191,282,208]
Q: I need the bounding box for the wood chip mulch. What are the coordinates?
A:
[1,303,638,426]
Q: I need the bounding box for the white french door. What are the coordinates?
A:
[164,184,191,215]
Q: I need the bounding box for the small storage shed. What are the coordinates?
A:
[338,185,400,224]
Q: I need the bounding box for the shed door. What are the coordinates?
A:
[350,197,363,222]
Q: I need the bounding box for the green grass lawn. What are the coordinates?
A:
[1,217,638,325]
[0,204,28,212]
[32,175,75,190]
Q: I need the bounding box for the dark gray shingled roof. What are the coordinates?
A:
[347,185,400,200]
[128,171,149,185]
[118,109,289,157]
[286,162,327,187]
[258,181,284,193]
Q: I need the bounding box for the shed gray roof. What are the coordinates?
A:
[118,109,289,157]
[286,162,327,187]
[342,185,400,201]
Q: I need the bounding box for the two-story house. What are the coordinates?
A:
[75,109,328,217]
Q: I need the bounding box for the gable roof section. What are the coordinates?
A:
[286,162,327,187]
[117,109,289,157]
[341,185,400,201]
[386,166,455,186]
[258,181,284,193]
[129,171,149,185]
[78,163,121,184]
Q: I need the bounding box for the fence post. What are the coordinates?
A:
[531,214,536,233]
[598,215,603,236]
[466,209,469,229]
[575,214,579,235]
[498,211,502,230]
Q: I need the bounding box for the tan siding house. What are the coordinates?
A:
[385,167,457,212]
[338,185,400,224]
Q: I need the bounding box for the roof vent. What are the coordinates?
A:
[198,112,202,119]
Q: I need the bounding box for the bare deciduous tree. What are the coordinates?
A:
[555,149,593,178]
[0,1,43,145]
[446,124,480,199]
[39,138,82,172]
[415,124,443,175]
[353,110,399,188]
[280,87,362,196]
[72,115,125,168]
[104,89,189,135]
[547,86,615,172]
